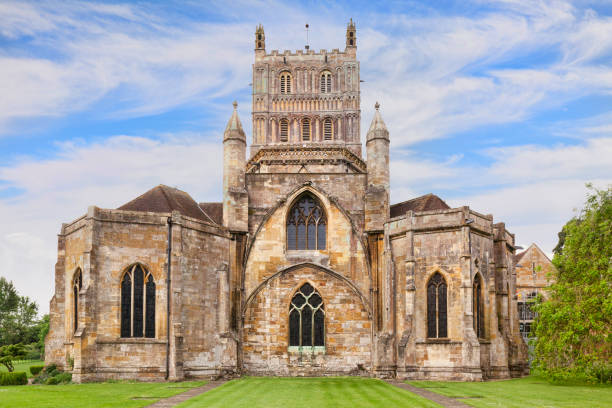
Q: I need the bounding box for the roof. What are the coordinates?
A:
[390,193,450,218]
[199,202,223,225]
[118,185,214,223]
[514,243,553,265]
[514,250,528,264]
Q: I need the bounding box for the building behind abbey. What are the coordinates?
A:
[45,21,528,382]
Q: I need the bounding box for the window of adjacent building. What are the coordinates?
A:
[73,269,82,333]
[121,264,155,338]
[287,194,326,250]
[280,119,289,142]
[473,274,484,338]
[301,118,311,141]
[427,272,447,338]
[280,72,292,94]
[289,283,325,351]
[323,118,333,140]
[320,71,332,93]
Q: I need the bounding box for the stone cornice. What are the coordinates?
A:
[246,145,367,173]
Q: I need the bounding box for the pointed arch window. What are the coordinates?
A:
[301,118,311,141]
[73,269,82,333]
[320,71,332,93]
[280,118,289,142]
[427,273,447,338]
[287,194,326,250]
[280,72,292,94]
[323,118,333,140]
[289,283,325,351]
[473,274,484,338]
[121,264,155,338]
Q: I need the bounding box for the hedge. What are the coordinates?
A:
[30,365,44,376]
[0,371,28,386]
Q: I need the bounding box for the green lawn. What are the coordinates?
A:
[409,376,612,408]
[0,359,44,378]
[176,377,441,408]
[0,381,205,408]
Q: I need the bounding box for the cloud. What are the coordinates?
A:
[0,134,223,312]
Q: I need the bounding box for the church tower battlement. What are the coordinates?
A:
[251,21,361,157]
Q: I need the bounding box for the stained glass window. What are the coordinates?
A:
[427,273,448,338]
[120,264,156,338]
[289,283,325,348]
[287,194,326,250]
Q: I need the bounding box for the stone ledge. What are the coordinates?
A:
[96,338,168,345]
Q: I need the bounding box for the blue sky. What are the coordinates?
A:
[0,0,611,312]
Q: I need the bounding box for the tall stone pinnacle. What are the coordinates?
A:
[224,101,246,141]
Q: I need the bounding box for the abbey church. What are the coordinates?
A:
[45,21,528,382]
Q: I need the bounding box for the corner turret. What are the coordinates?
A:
[345,18,356,55]
[255,24,265,57]
[365,102,390,232]
[223,101,248,232]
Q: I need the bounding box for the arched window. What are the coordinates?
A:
[289,283,324,349]
[473,274,484,338]
[301,118,311,141]
[280,118,289,142]
[280,72,292,94]
[73,269,82,333]
[320,71,332,93]
[287,194,326,250]
[323,118,333,140]
[427,273,447,338]
[121,264,155,338]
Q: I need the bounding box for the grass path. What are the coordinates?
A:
[409,376,612,408]
[0,381,205,408]
[176,377,441,408]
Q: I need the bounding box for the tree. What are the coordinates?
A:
[0,277,40,346]
[533,185,612,382]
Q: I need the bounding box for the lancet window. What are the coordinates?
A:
[302,118,311,141]
[324,118,333,140]
[473,274,484,338]
[320,71,332,93]
[427,272,447,338]
[280,72,292,94]
[280,119,289,142]
[73,269,82,333]
[289,283,325,349]
[287,194,326,250]
[121,264,155,338]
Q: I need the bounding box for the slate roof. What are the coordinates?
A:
[390,193,450,218]
[118,185,214,223]
[199,202,223,225]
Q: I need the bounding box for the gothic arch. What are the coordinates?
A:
[243,182,371,284]
[242,262,371,319]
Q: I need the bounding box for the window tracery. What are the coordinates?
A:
[301,118,311,141]
[287,194,326,250]
[320,71,332,93]
[120,264,155,338]
[289,283,325,350]
[427,272,447,338]
[280,72,292,94]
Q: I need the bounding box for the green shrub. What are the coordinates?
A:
[55,372,71,384]
[0,371,28,386]
[29,365,44,376]
[32,363,71,385]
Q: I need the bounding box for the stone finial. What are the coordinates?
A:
[224,101,246,141]
[367,102,389,141]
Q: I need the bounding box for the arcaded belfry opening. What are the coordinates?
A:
[280,118,289,141]
[287,193,326,250]
[120,264,156,338]
[289,283,325,351]
[427,272,447,338]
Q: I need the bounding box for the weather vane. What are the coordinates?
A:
[305,23,310,50]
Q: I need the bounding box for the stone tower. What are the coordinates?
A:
[251,20,361,156]
[223,101,248,233]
